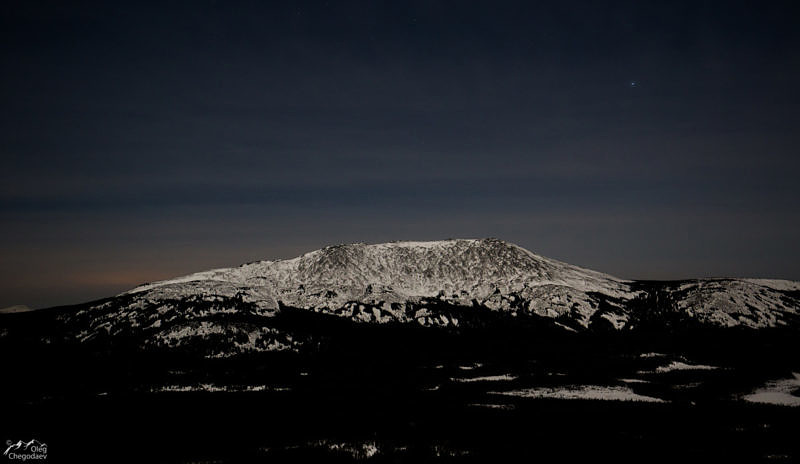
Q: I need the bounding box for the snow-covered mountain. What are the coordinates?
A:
[127,238,632,325]
[7,238,800,358]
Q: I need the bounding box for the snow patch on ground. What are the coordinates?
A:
[308,440,380,459]
[457,363,483,371]
[619,378,650,384]
[150,384,290,393]
[490,385,666,403]
[742,373,800,407]
[639,352,669,359]
[468,403,516,410]
[600,312,628,329]
[639,361,719,374]
[451,374,517,383]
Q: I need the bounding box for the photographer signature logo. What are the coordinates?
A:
[4,440,47,461]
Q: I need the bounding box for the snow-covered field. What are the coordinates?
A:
[490,385,667,403]
[742,373,800,407]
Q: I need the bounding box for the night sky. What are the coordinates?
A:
[2,1,799,309]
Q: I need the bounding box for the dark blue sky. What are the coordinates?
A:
[2,0,799,308]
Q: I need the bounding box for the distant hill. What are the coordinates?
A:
[0,304,32,314]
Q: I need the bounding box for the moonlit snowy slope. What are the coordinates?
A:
[5,239,799,358]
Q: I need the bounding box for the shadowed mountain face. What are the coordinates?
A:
[2,239,798,359]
